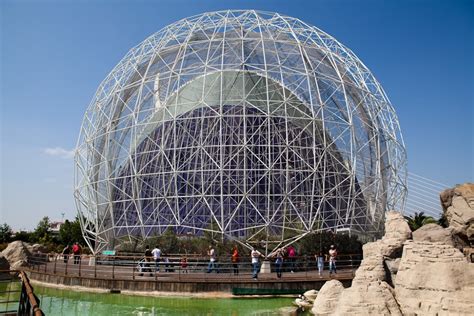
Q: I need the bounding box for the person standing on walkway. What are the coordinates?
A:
[72,242,81,265]
[62,244,70,263]
[287,245,296,273]
[144,246,153,276]
[151,245,161,272]
[274,249,284,279]
[251,247,262,280]
[315,251,324,277]
[329,245,337,275]
[231,245,239,275]
[207,245,218,273]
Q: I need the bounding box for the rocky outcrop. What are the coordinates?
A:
[311,202,474,315]
[379,211,412,258]
[412,223,455,246]
[394,240,474,315]
[311,280,344,315]
[440,183,474,245]
[354,243,386,282]
[335,280,402,315]
[354,211,411,286]
[323,212,408,315]
[1,241,31,269]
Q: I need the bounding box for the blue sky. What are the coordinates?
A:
[1,0,473,230]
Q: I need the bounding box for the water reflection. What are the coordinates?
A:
[36,286,296,315]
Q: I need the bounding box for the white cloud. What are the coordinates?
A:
[43,147,75,159]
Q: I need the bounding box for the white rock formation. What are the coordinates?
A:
[310,202,474,315]
[440,183,474,244]
[412,223,454,246]
[335,280,402,315]
[311,280,344,315]
[394,240,474,315]
[1,240,31,269]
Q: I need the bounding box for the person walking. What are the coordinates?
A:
[329,245,337,275]
[72,242,81,265]
[151,245,161,272]
[231,245,239,275]
[207,245,218,273]
[274,249,283,279]
[287,245,296,273]
[315,251,324,277]
[251,247,262,280]
[62,244,70,264]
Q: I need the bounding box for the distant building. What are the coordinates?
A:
[49,221,64,235]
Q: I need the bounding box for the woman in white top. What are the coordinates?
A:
[251,247,262,280]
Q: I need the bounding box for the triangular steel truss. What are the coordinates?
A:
[74,10,407,254]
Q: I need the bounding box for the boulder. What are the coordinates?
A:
[0,253,10,280]
[378,211,412,258]
[354,246,386,283]
[311,280,344,315]
[1,241,31,269]
[303,289,318,303]
[440,183,474,245]
[394,240,474,315]
[352,211,411,287]
[335,280,402,315]
[412,223,454,246]
[27,243,47,254]
[384,211,412,242]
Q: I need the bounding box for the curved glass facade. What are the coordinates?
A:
[74,10,407,253]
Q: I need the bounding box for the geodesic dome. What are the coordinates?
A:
[74,10,407,254]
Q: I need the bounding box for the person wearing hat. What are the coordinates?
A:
[328,245,337,275]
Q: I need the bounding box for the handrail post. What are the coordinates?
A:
[65,255,68,275]
[154,257,157,281]
[132,256,136,280]
[305,255,308,278]
[53,255,57,274]
[94,255,97,278]
[78,255,82,277]
[112,256,115,279]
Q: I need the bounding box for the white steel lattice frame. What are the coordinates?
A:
[74,10,407,254]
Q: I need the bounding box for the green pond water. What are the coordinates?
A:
[33,286,299,315]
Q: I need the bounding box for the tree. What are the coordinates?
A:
[158,227,179,254]
[404,212,437,231]
[59,217,85,246]
[12,230,33,243]
[33,216,51,243]
[0,223,12,243]
[438,213,449,228]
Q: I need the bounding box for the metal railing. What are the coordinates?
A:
[27,253,362,281]
[0,270,44,316]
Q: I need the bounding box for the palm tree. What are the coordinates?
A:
[404,212,437,231]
